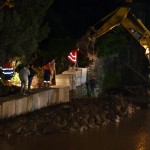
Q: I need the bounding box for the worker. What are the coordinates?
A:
[41,62,53,87]
[50,59,56,85]
[2,60,14,81]
[19,64,30,95]
[68,48,79,69]
[28,63,35,93]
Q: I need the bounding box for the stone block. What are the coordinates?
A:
[62,70,81,86]
[32,93,40,111]
[32,90,49,111]
[15,97,27,116]
[41,90,49,108]
[77,68,87,84]
[27,96,33,112]
[2,100,16,118]
[63,86,70,103]
[56,74,76,90]
[51,85,70,104]
[48,89,57,105]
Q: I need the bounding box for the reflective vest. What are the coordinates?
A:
[68,49,78,64]
[2,62,14,80]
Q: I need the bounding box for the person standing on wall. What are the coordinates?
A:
[19,64,30,95]
[41,61,53,87]
[67,48,79,69]
[28,63,35,93]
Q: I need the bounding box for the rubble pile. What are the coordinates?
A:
[0,94,137,137]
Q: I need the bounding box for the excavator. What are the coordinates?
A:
[76,4,150,61]
[76,2,150,95]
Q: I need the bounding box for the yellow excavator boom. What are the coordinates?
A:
[77,6,150,60]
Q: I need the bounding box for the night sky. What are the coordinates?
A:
[47,0,149,38]
[48,0,120,38]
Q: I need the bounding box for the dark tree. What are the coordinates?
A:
[0,0,53,64]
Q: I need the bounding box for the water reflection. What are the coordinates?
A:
[134,111,150,150]
[1,109,150,150]
[135,130,147,150]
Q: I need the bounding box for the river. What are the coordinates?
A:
[0,109,150,150]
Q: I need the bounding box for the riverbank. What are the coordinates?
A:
[0,94,138,138]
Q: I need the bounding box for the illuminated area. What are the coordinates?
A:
[145,47,150,62]
[1,67,14,81]
[0,0,14,9]
[135,129,149,150]
[145,48,149,55]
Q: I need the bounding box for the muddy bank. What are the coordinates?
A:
[0,94,138,138]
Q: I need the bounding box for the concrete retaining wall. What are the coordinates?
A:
[0,86,70,119]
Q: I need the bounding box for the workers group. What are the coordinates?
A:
[19,59,56,95]
[2,48,77,96]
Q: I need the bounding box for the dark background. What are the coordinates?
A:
[46,0,149,38]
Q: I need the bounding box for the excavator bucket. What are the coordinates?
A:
[76,29,98,60]
[76,7,130,60]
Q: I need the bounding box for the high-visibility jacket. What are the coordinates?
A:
[2,61,14,80]
[68,49,78,64]
[41,63,53,75]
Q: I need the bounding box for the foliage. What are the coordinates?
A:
[102,72,121,92]
[95,27,128,57]
[11,72,20,84]
[46,8,67,38]
[0,0,53,65]
[33,67,43,77]
[37,37,76,66]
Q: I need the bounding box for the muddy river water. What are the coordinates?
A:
[0,109,150,150]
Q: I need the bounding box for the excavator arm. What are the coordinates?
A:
[122,16,150,53]
[77,6,150,60]
[88,7,130,39]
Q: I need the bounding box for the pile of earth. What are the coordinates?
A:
[0,94,138,137]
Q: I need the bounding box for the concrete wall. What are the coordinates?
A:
[0,86,70,119]
[56,68,87,90]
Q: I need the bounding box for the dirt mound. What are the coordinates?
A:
[0,95,136,137]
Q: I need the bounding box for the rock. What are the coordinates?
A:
[69,127,77,132]
[115,115,120,123]
[15,126,23,133]
[95,114,101,124]
[0,95,137,137]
